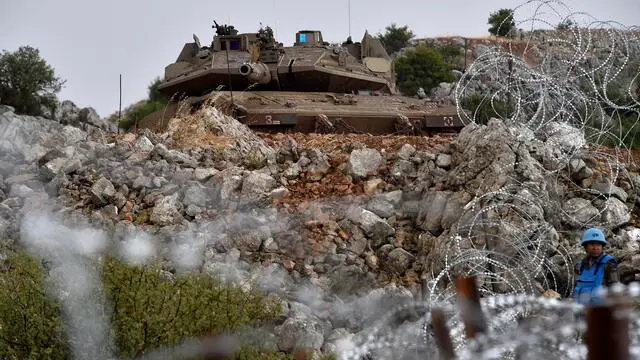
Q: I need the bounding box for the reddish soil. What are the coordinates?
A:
[259,132,454,208]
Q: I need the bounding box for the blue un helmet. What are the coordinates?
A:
[580,228,608,246]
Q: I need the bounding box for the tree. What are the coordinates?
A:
[0,46,65,116]
[378,23,415,55]
[147,76,167,103]
[488,9,516,37]
[394,46,454,96]
[556,18,576,30]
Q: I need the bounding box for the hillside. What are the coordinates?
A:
[1,98,640,357]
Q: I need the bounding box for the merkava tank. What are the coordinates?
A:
[145,21,464,135]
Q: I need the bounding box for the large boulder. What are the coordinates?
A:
[347,148,382,179]
[447,120,519,194]
[275,315,325,352]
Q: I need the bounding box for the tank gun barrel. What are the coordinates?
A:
[239,62,272,85]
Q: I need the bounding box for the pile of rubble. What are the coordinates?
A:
[1,103,639,355]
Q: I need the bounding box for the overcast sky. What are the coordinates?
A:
[2,0,639,117]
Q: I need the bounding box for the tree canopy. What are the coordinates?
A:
[147,76,167,103]
[394,46,454,96]
[556,18,576,30]
[488,9,516,37]
[378,23,415,55]
[0,46,65,116]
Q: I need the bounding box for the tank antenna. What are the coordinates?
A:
[273,0,277,39]
[348,0,351,38]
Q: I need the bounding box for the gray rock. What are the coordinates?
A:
[601,197,630,227]
[562,198,599,225]
[9,184,34,198]
[262,237,279,252]
[277,137,300,163]
[55,100,80,125]
[227,231,264,252]
[40,156,81,180]
[101,204,119,219]
[0,105,15,114]
[182,182,210,208]
[90,177,116,206]
[149,194,183,226]
[474,44,490,57]
[397,144,416,160]
[276,316,325,352]
[385,248,414,274]
[79,107,115,132]
[417,191,451,233]
[441,191,469,230]
[347,148,382,178]
[207,167,244,205]
[432,82,453,103]
[44,173,67,196]
[366,196,396,219]
[303,149,330,181]
[132,135,154,152]
[620,228,640,252]
[185,204,203,217]
[331,284,413,329]
[569,158,587,179]
[346,236,367,256]
[269,187,289,200]
[37,148,65,166]
[283,162,302,179]
[5,173,38,187]
[542,122,586,152]
[193,167,218,182]
[591,181,628,203]
[447,120,518,194]
[322,328,353,354]
[113,192,127,209]
[241,172,277,203]
[346,206,394,248]
[390,159,415,179]
[132,175,153,190]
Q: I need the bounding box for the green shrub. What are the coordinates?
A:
[0,250,71,360]
[394,46,455,96]
[118,100,168,131]
[147,77,167,103]
[102,256,283,358]
[0,251,329,359]
[234,346,295,360]
[435,44,462,67]
[459,93,508,124]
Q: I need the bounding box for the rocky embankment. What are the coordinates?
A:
[1,103,639,354]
